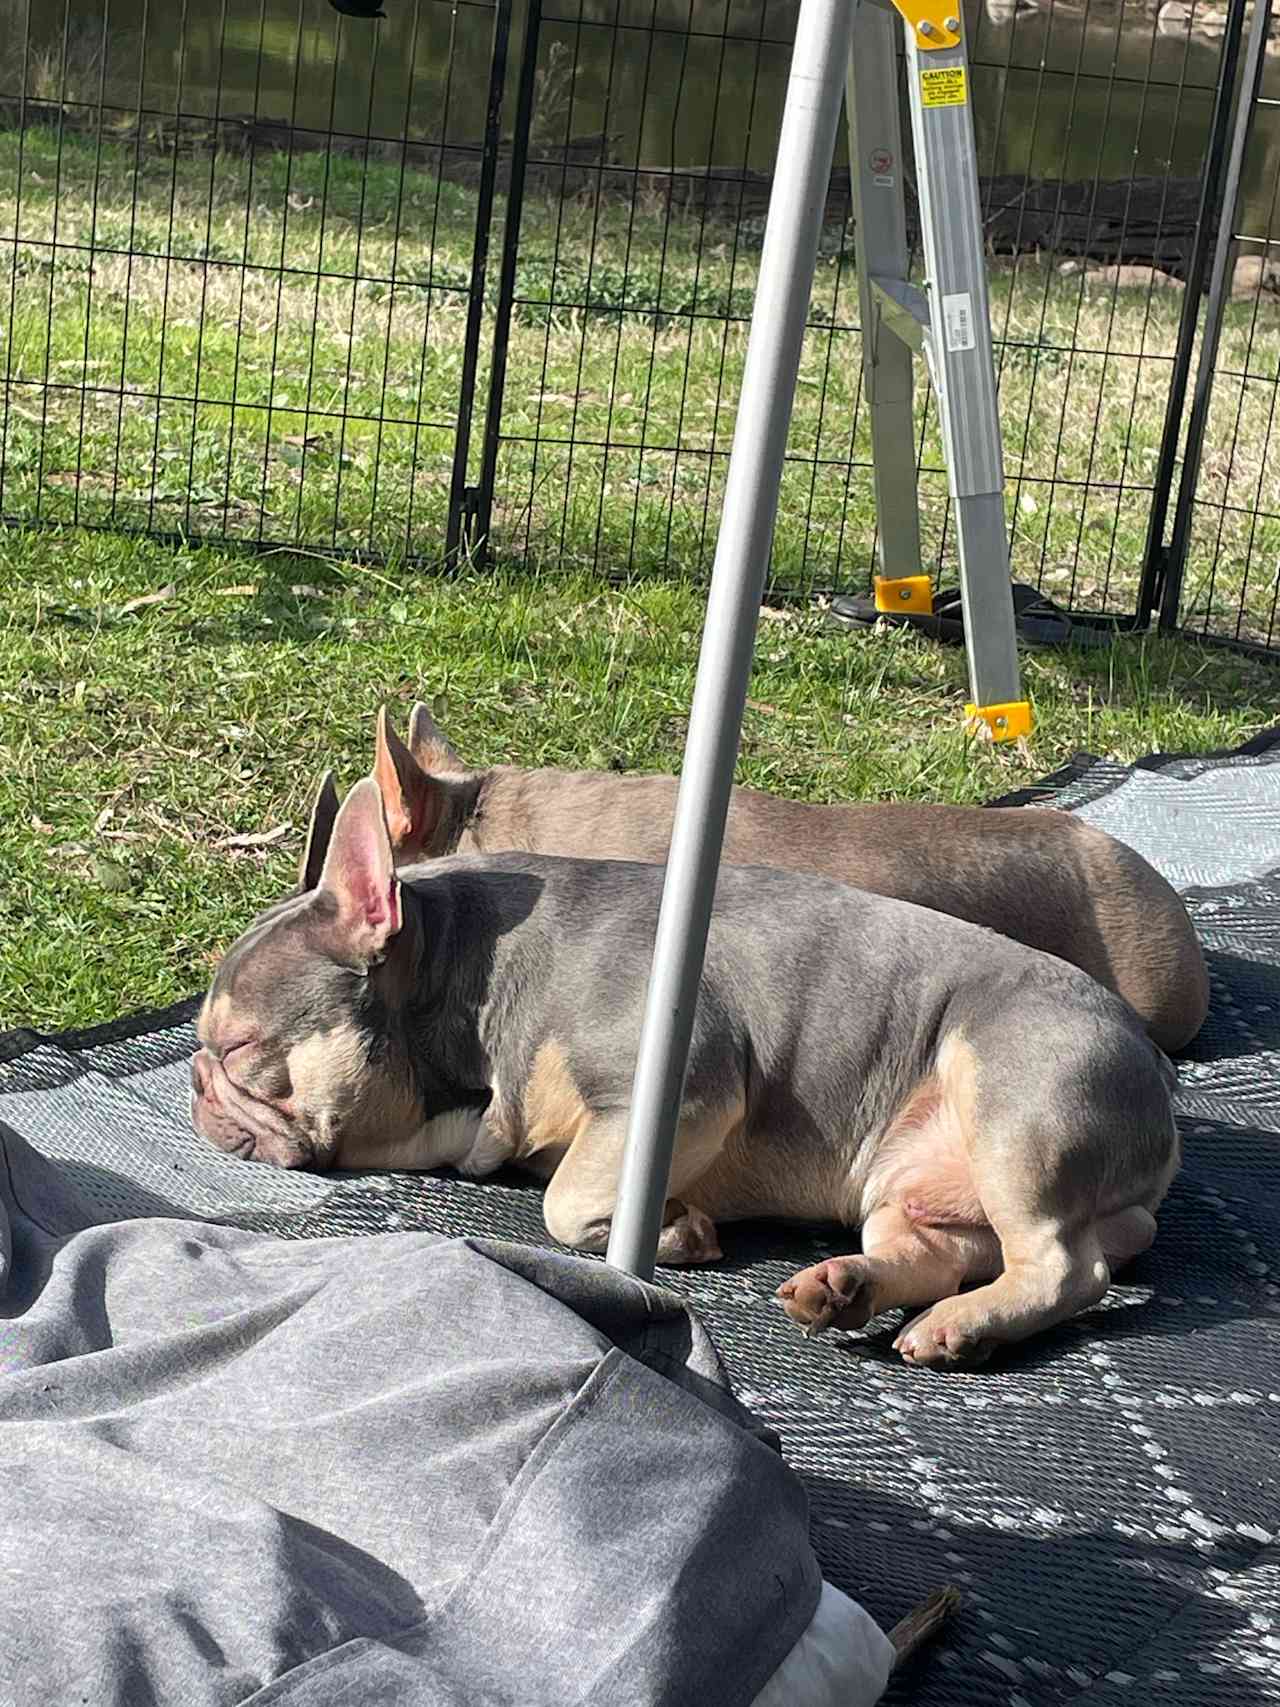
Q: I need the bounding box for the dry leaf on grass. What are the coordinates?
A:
[118,585,176,616]
[215,823,293,850]
[44,469,119,495]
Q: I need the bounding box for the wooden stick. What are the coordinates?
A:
[887,1585,963,1672]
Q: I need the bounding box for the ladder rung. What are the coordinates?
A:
[869,276,932,355]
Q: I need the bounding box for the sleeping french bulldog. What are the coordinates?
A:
[367,704,1208,1053]
[191,773,1179,1367]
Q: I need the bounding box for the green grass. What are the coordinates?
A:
[0,524,1275,1032]
[4,125,1280,639]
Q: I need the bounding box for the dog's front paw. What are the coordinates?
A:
[656,1202,723,1266]
[778,1256,877,1338]
[893,1300,996,1368]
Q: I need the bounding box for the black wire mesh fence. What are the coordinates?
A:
[1167,0,1280,654]
[480,0,1234,618]
[0,0,509,560]
[0,0,1275,643]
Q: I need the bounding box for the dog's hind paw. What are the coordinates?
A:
[777,1256,877,1337]
[893,1301,996,1367]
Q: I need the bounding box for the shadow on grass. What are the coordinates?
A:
[38,552,356,646]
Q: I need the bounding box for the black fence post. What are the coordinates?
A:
[470,0,543,566]
[1158,0,1274,633]
[1137,0,1248,629]
[445,0,514,566]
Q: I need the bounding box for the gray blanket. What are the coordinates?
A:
[0,1124,824,1707]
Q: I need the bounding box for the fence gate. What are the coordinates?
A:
[1140,0,1280,656]
[460,0,1247,628]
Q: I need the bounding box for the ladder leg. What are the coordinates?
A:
[846,3,925,608]
[902,13,1029,733]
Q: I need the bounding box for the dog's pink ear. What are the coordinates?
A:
[317,776,402,961]
[298,770,340,892]
[408,700,465,776]
[373,706,447,862]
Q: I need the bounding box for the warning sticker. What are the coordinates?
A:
[920,66,967,107]
[942,291,976,352]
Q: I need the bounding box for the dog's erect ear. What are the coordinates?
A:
[317,775,402,961]
[298,770,340,892]
[407,700,466,775]
[374,704,457,862]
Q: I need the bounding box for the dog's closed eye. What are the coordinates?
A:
[218,1041,291,1104]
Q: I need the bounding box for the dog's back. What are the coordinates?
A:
[420,846,1174,1170]
[483,772,1207,1053]
[376,707,1208,1052]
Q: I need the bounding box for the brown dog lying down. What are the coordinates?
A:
[365,704,1208,1053]
[193,775,1179,1367]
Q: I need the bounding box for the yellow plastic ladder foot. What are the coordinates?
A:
[873,574,934,615]
[964,700,1032,742]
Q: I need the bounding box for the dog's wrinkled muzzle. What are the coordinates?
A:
[189,1049,319,1169]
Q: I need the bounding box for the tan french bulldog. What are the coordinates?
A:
[192,774,1179,1368]
[368,704,1208,1053]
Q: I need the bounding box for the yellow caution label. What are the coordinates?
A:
[920,67,968,107]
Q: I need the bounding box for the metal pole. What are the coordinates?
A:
[605,0,854,1280]
[1158,0,1272,632]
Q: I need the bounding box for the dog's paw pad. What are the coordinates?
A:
[778,1257,876,1336]
[894,1305,995,1367]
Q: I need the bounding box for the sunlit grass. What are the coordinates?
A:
[0,522,1275,1030]
[4,126,1278,640]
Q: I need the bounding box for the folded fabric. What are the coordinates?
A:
[0,1122,893,1707]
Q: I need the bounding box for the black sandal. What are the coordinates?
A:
[825,582,1112,650]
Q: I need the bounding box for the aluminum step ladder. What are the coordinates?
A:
[848,0,1028,740]
[608,0,1029,1278]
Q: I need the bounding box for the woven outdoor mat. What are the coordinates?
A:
[3,730,1280,1704]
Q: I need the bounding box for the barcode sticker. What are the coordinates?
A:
[943,291,976,352]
